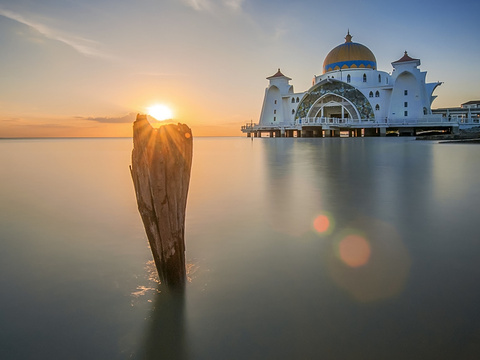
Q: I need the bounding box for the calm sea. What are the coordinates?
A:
[1,137,480,359]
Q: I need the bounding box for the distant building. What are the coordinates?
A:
[461,101,480,109]
[242,32,479,137]
[432,100,480,122]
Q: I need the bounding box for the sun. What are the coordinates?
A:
[147,104,173,121]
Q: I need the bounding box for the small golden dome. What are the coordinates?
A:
[323,31,377,74]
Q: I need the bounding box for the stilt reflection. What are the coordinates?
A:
[141,288,187,360]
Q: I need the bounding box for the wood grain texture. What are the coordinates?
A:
[130,114,193,288]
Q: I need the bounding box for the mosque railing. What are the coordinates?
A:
[300,117,375,125]
[298,116,476,126]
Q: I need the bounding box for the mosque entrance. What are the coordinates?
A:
[308,94,359,121]
[323,108,350,120]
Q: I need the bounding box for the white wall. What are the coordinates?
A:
[259,86,281,125]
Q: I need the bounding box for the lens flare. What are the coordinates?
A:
[339,234,371,267]
[313,213,334,235]
[325,218,411,302]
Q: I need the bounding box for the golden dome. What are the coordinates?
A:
[323,32,377,74]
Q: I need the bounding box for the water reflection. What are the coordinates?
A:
[140,288,187,360]
[262,138,413,302]
[262,138,322,237]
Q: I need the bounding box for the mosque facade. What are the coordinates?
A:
[242,32,477,137]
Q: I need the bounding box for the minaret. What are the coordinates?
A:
[259,68,293,126]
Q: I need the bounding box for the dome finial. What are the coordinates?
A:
[345,30,352,43]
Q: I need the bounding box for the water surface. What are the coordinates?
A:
[1,137,480,359]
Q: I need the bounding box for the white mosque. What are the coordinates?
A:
[242,31,479,137]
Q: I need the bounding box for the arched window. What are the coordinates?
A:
[274,110,276,114]
[375,104,380,111]
[363,74,367,82]
[347,74,351,83]
[292,109,295,115]
[296,97,299,103]
[291,98,295,103]
[274,100,277,104]
[378,74,381,83]
[375,91,380,98]
[423,107,428,115]
[369,91,373,98]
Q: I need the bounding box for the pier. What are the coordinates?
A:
[241,116,480,138]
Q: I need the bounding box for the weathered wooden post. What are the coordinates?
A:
[130,114,193,289]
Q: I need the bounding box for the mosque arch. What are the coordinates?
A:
[295,79,374,122]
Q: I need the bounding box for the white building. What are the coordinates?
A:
[242,32,472,137]
[433,100,480,123]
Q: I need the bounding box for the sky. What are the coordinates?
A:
[0,0,479,137]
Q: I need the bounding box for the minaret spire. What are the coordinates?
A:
[345,29,352,43]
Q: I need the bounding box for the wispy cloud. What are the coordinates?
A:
[132,71,187,77]
[0,117,22,123]
[224,0,244,11]
[82,113,175,126]
[183,0,212,11]
[181,0,244,12]
[81,113,137,124]
[0,7,107,59]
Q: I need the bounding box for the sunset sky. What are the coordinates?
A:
[1,0,479,137]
